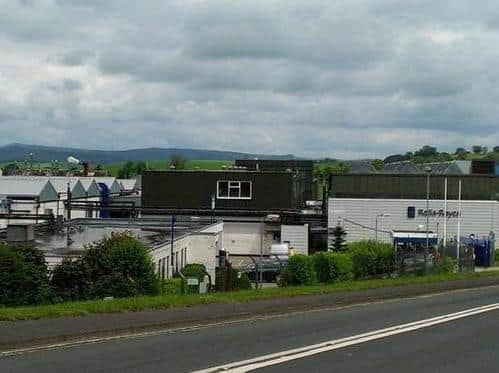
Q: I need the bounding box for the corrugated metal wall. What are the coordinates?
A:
[328,198,499,247]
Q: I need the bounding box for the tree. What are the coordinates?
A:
[117,161,135,179]
[371,159,384,170]
[414,145,437,157]
[2,163,19,175]
[330,224,347,252]
[472,145,483,154]
[169,154,186,170]
[135,161,147,175]
[493,146,499,153]
[455,147,466,154]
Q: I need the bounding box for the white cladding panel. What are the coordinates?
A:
[328,198,499,246]
[281,224,309,255]
[222,222,266,255]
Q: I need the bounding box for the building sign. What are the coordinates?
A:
[417,209,460,218]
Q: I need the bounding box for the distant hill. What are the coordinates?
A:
[0,143,297,164]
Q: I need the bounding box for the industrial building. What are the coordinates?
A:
[327,173,499,248]
[142,169,307,213]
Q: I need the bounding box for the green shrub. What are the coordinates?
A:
[312,252,354,283]
[329,253,354,281]
[162,278,183,295]
[312,252,331,283]
[0,244,52,306]
[50,258,89,301]
[280,254,316,286]
[50,233,160,300]
[229,268,252,291]
[181,263,207,281]
[432,256,456,274]
[348,240,395,279]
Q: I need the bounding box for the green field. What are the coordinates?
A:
[104,160,235,177]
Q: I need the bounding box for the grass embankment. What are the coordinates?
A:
[2,271,499,321]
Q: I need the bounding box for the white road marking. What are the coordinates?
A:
[1,285,497,358]
[194,302,499,372]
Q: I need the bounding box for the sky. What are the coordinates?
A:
[1,0,499,159]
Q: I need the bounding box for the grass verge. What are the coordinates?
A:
[2,270,499,321]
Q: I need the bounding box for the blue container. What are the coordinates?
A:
[461,237,493,267]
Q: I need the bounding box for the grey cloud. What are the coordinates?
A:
[0,0,498,158]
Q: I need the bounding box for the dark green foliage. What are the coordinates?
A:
[50,233,160,300]
[0,244,52,306]
[331,225,347,252]
[169,154,186,169]
[312,252,330,283]
[431,256,456,274]
[229,268,252,291]
[280,255,316,286]
[181,263,207,281]
[50,258,89,301]
[348,240,396,279]
[117,161,135,179]
[312,252,353,283]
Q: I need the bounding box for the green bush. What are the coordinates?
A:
[312,252,354,283]
[329,253,354,281]
[50,233,160,300]
[50,258,89,301]
[229,268,252,291]
[348,240,395,279]
[312,252,331,283]
[0,244,52,306]
[431,256,456,274]
[162,278,183,295]
[280,254,316,286]
[181,263,207,281]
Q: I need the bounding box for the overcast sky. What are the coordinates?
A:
[1,0,498,159]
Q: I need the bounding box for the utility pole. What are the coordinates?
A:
[170,214,176,275]
[424,166,432,271]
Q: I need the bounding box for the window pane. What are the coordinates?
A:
[241,182,251,198]
[229,181,239,188]
[229,186,240,197]
[218,181,229,197]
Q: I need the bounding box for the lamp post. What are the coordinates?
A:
[375,213,390,241]
[424,166,432,271]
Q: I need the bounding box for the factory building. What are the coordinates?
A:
[327,173,499,248]
[142,169,306,213]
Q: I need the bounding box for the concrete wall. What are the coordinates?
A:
[328,198,499,247]
[221,221,277,256]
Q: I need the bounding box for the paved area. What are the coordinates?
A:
[3,276,499,351]
[2,285,499,372]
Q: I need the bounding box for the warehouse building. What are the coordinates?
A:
[327,173,499,248]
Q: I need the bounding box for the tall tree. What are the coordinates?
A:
[169,155,186,170]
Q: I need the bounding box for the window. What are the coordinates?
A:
[217,181,252,199]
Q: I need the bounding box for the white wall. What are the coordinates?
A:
[222,221,275,256]
[328,198,499,247]
[281,224,309,255]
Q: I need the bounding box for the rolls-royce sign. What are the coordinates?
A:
[417,209,460,218]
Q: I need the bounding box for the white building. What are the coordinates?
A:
[328,197,499,247]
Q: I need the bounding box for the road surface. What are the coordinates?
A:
[2,285,499,372]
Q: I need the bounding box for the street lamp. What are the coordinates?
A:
[424,166,432,270]
[375,213,390,241]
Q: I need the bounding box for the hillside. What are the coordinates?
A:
[0,143,296,164]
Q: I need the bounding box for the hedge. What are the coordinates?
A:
[280,254,316,286]
[348,240,396,279]
[312,252,354,283]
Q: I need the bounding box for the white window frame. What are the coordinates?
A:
[217,180,252,200]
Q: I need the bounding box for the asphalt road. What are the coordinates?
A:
[2,286,499,372]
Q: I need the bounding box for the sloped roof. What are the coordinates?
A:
[93,177,122,194]
[0,176,85,199]
[381,161,422,174]
[0,179,58,202]
[117,179,137,191]
[348,161,377,174]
